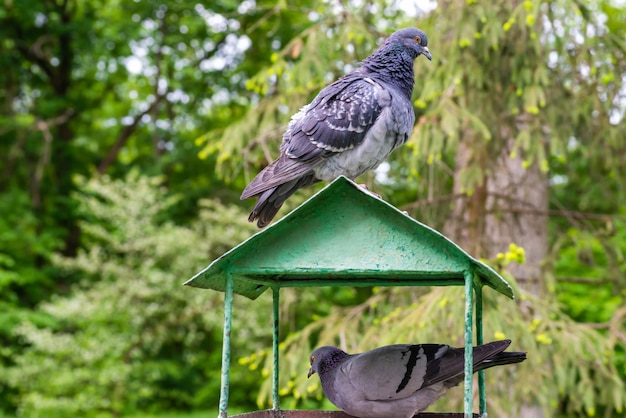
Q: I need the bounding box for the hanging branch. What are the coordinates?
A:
[97,96,164,175]
[401,193,626,221]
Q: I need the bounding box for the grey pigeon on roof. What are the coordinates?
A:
[308,339,526,418]
[241,28,432,227]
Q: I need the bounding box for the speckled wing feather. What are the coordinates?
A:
[284,75,386,159]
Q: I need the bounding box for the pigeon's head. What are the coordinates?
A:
[388,27,432,61]
[308,346,349,378]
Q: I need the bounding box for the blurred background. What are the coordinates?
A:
[0,0,625,417]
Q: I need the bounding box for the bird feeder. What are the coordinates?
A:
[185,176,514,418]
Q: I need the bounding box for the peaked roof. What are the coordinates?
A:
[185,177,513,300]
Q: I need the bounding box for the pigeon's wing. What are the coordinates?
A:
[337,344,453,401]
[283,74,391,162]
[241,74,391,199]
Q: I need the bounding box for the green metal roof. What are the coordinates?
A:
[185,176,513,300]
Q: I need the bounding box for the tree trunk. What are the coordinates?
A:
[445,135,548,294]
[484,140,548,296]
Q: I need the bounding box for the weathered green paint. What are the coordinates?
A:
[475,286,486,417]
[184,177,513,300]
[272,287,280,410]
[219,274,235,418]
[463,271,474,418]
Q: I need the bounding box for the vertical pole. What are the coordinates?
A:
[475,283,486,417]
[464,270,474,418]
[218,274,235,418]
[272,287,280,410]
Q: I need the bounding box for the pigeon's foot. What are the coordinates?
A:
[358,183,381,199]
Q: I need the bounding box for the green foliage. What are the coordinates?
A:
[552,223,626,323]
[2,174,265,417]
[0,0,259,409]
[408,0,626,195]
[0,0,251,302]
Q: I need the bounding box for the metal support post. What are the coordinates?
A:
[218,274,235,418]
[272,287,280,410]
[475,284,486,417]
[463,270,474,418]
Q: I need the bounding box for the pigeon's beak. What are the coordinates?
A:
[422,47,432,61]
[307,367,315,378]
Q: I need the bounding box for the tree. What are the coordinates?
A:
[413,0,625,291]
[0,0,259,411]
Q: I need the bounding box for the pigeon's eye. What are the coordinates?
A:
[414,35,421,44]
[311,355,316,362]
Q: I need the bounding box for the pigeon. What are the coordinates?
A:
[308,339,526,418]
[241,28,432,227]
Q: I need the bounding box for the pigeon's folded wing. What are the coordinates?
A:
[338,344,455,401]
[283,75,391,161]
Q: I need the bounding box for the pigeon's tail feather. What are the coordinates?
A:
[248,174,318,228]
[474,351,527,372]
[442,340,526,387]
[248,188,281,228]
